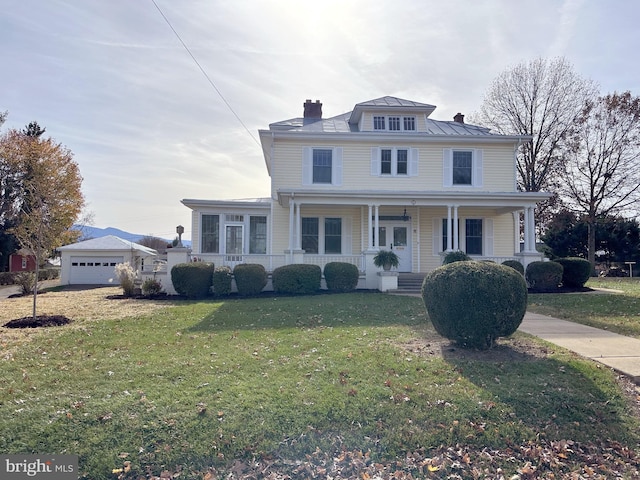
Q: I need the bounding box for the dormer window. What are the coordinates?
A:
[372,115,416,131]
[373,116,385,130]
[403,117,416,131]
[389,117,401,131]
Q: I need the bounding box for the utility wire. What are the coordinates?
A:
[150,0,261,148]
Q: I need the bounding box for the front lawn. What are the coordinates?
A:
[528,278,640,338]
[1,291,639,479]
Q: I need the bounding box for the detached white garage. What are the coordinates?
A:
[58,235,158,285]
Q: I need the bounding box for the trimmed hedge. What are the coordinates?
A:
[422,261,527,350]
[525,261,563,291]
[233,264,267,296]
[555,257,592,287]
[501,259,525,275]
[323,262,359,292]
[171,262,214,298]
[212,266,233,296]
[442,250,472,264]
[272,264,321,295]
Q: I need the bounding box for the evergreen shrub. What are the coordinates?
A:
[442,250,472,264]
[171,262,214,298]
[233,264,267,296]
[212,266,233,296]
[525,261,563,291]
[323,262,359,292]
[501,259,525,275]
[272,264,321,295]
[555,257,592,287]
[421,261,527,350]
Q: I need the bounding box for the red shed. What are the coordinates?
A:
[9,249,37,272]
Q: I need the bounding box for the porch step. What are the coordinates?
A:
[393,273,426,294]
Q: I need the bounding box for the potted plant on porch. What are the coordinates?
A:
[373,250,400,271]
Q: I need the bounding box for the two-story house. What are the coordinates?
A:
[182,96,549,290]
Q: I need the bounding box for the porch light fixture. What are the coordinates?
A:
[402,208,409,221]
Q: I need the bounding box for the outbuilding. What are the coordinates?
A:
[58,235,157,285]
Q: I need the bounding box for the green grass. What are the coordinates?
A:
[528,278,640,338]
[1,292,639,479]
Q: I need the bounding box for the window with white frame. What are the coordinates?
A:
[443,149,483,187]
[201,214,220,253]
[373,116,386,130]
[301,217,348,254]
[372,115,416,131]
[433,217,493,256]
[389,117,401,131]
[303,147,343,186]
[371,147,417,176]
[249,216,267,254]
[465,219,483,255]
[403,116,416,131]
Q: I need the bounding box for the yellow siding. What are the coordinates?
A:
[271,139,517,193]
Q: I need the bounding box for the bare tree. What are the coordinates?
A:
[472,57,598,193]
[137,235,169,253]
[559,91,640,269]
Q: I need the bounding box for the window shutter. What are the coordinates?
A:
[409,148,419,177]
[473,149,483,187]
[443,149,452,187]
[302,147,312,185]
[371,147,380,176]
[484,218,494,256]
[342,216,352,254]
[432,218,441,255]
[333,147,343,186]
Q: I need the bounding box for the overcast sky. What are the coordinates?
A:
[2,0,639,241]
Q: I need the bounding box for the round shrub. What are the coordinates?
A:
[501,259,524,275]
[272,264,321,295]
[212,266,232,296]
[233,263,267,296]
[421,261,527,350]
[142,277,164,296]
[323,262,359,292]
[525,261,563,291]
[171,262,214,298]
[442,250,472,264]
[555,257,592,287]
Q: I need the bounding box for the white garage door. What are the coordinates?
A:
[69,256,125,284]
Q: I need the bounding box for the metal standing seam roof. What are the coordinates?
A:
[57,235,157,255]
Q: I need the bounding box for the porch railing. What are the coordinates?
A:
[192,254,288,272]
[303,255,365,272]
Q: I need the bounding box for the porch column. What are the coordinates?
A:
[513,211,520,253]
[295,202,302,250]
[528,206,536,252]
[446,205,452,251]
[367,204,373,250]
[453,205,459,251]
[374,205,380,249]
[288,200,294,255]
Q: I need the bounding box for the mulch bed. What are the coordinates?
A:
[3,315,72,328]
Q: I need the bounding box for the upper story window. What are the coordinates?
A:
[443,148,483,187]
[371,147,417,177]
[312,149,332,184]
[303,147,343,186]
[403,117,416,131]
[389,117,401,131]
[373,116,386,130]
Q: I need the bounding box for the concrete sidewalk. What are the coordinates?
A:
[520,312,640,383]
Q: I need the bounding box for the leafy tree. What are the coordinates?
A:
[559,91,640,269]
[0,122,84,317]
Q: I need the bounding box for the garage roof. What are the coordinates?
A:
[57,235,157,255]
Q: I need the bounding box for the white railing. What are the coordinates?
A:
[192,254,288,271]
[476,256,520,264]
[304,255,366,272]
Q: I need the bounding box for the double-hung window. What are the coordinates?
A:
[465,219,483,255]
[201,214,220,253]
[443,149,483,187]
[433,217,493,256]
[301,217,344,254]
[303,147,343,186]
[249,216,267,254]
[312,149,332,184]
[372,147,416,176]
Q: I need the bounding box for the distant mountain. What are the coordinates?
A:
[73,225,191,247]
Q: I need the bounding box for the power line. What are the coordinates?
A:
[150,0,261,148]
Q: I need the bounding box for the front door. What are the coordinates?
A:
[378,222,412,272]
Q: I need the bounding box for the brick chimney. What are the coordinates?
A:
[303,99,322,119]
[453,112,465,123]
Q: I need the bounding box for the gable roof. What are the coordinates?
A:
[57,235,157,255]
